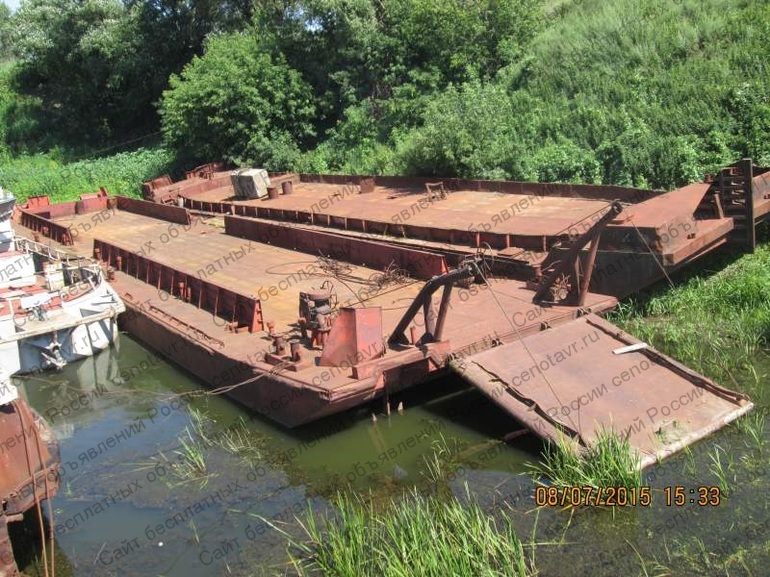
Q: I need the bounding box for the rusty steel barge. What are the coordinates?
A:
[0,370,60,577]
[12,159,770,467]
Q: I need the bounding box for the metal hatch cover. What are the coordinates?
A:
[449,314,753,469]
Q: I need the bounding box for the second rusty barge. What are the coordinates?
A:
[12,160,768,467]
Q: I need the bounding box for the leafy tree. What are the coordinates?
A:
[255,0,543,139]
[8,0,255,149]
[393,82,531,179]
[11,0,148,146]
[0,2,12,60]
[127,0,254,102]
[159,32,316,168]
[254,0,382,135]
[384,0,543,86]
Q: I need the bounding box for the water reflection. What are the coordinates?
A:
[12,335,531,576]
[14,335,770,576]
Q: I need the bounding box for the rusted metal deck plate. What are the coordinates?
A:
[184,180,734,269]
[618,183,710,226]
[109,271,617,397]
[188,182,611,237]
[62,210,424,328]
[752,171,770,218]
[58,210,617,330]
[450,314,752,469]
[44,211,619,396]
[659,218,733,266]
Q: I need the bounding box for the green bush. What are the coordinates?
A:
[159,32,316,169]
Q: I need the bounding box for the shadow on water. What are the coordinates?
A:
[7,515,74,577]
[11,334,770,576]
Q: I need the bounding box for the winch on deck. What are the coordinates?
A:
[298,283,336,348]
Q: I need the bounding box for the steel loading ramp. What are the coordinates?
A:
[449,314,753,469]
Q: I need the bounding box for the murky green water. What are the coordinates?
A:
[11,335,770,576]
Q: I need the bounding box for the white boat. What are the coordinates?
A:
[0,188,125,375]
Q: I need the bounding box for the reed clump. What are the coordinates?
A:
[528,428,642,491]
[282,490,534,577]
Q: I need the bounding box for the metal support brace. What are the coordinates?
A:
[534,201,623,304]
[388,258,482,346]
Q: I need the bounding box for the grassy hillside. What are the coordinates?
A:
[381,0,770,186]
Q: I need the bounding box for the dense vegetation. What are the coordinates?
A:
[283,491,533,576]
[0,0,768,194]
[0,147,172,201]
[610,238,770,409]
[2,0,252,150]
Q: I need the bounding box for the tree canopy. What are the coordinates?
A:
[6,0,254,149]
[159,32,316,167]
[2,0,769,190]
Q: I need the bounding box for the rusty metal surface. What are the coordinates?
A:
[76,195,109,214]
[225,215,448,280]
[752,167,770,208]
[143,171,232,203]
[294,173,658,202]
[142,175,173,200]
[21,197,77,218]
[65,210,422,329]
[23,196,50,211]
[0,398,59,575]
[185,182,607,241]
[18,209,74,245]
[93,238,262,332]
[617,183,710,226]
[185,162,227,180]
[174,171,742,273]
[110,268,616,426]
[54,208,619,343]
[0,400,59,515]
[703,159,770,249]
[534,202,623,305]
[115,196,191,226]
[41,205,622,426]
[319,307,384,367]
[450,314,753,469]
[16,191,110,245]
[165,171,657,202]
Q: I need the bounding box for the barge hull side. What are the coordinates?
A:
[119,301,381,427]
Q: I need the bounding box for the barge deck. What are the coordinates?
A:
[11,160,765,466]
[34,208,618,426]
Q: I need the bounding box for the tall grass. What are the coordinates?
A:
[528,428,642,490]
[707,445,734,496]
[153,408,264,488]
[268,437,534,575]
[170,426,210,487]
[608,245,770,405]
[0,147,173,202]
[281,490,534,577]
